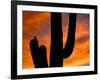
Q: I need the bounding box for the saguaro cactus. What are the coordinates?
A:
[30,36,48,68]
[50,12,77,67]
[30,12,77,68]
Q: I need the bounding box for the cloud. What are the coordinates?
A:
[76,35,89,43]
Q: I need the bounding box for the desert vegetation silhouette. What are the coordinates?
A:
[30,12,77,68]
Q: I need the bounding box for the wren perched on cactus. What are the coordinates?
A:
[30,12,77,68]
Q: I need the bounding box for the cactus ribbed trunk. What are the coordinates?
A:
[50,13,63,67]
[50,13,77,67]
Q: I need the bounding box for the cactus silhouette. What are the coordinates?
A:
[50,12,77,67]
[30,36,48,68]
[30,12,77,68]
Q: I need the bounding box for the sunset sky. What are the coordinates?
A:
[22,11,90,68]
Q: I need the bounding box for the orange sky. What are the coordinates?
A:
[22,11,90,68]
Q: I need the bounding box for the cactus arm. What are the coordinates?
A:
[63,13,77,58]
[39,45,48,67]
[30,36,39,68]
